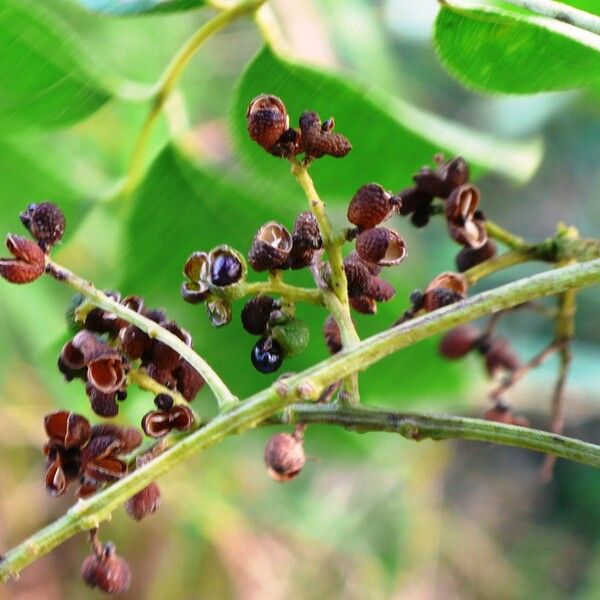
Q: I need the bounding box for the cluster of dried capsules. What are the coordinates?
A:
[439,324,527,425]
[397,154,497,271]
[0,202,210,593]
[247,94,352,160]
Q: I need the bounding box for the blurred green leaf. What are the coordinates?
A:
[75,0,204,16]
[0,0,112,132]
[230,47,542,201]
[122,145,464,403]
[435,1,600,93]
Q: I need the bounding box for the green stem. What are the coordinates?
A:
[128,367,191,407]
[275,403,600,465]
[486,220,530,252]
[117,0,267,201]
[227,280,324,305]
[4,258,600,580]
[464,249,534,284]
[501,0,600,36]
[45,259,238,410]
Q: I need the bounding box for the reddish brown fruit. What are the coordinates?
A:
[484,339,521,375]
[344,254,371,298]
[355,228,407,266]
[264,432,306,481]
[81,543,131,594]
[125,482,161,521]
[20,202,66,249]
[241,296,276,335]
[445,184,480,223]
[455,239,497,272]
[367,276,396,302]
[299,111,351,158]
[248,222,293,272]
[323,315,342,354]
[246,94,289,150]
[439,325,481,359]
[347,184,394,229]
[0,234,46,284]
[349,295,377,314]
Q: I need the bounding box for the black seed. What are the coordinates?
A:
[251,337,283,374]
[210,253,242,287]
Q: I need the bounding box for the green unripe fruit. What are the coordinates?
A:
[270,318,310,358]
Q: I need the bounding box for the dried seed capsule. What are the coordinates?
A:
[86,383,119,418]
[184,251,210,283]
[426,272,468,296]
[0,233,46,284]
[448,216,488,249]
[87,351,127,395]
[292,211,322,251]
[413,166,446,198]
[208,245,245,287]
[455,239,497,272]
[323,315,342,354]
[241,296,276,335]
[445,184,480,224]
[422,288,464,312]
[299,111,352,158]
[141,410,171,438]
[264,432,305,482]
[349,294,377,314]
[347,184,394,229]
[206,296,232,327]
[344,254,371,298]
[286,247,316,270]
[251,337,283,374]
[174,360,205,401]
[81,542,131,594]
[355,227,407,266]
[181,281,210,304]
[484,338,520,376]
[151,321,191,372]
[170,405,195,431]
[246,94,289,150]
[439,324,481,359]
[440,156,469,192]
[270,317,310,358]
[125,482,161,521]
[410,207,431,228]
[119,325,152,360]
[396,186,433,216]
[19,202,66,249]
[366,276,396,302]
[248,221,293,272]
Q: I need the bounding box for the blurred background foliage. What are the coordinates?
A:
[1,0,600,598]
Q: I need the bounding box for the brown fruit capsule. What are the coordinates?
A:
[248,221,293,271]
[448,216,488,249]
[396,186,433,216]
[119,325,152,360]
[323,315,342,354]
[422,288,464,312]
[455,239,497,272]
[440,156,469,192]
[81,543,131,595]
[0,234,46,284]
[87,351,127,395]
[264,432,306,482]
[426,272,468,296]
[366,276,396,302]
[86,383,119,418]
[292,211,322,251]
[445,184,480,224]
[20,202,66,249]
[246,94,289,150]
[269,127,301,158]
[347,183,394,229]
[184,251,209,283]
[439,324,481,359]
[350,294,377,315]
[413,166,446,198]
[355,227,407,266]
[173,360,205,402]
[484,338,520,376]
[125,482,161,521]
[299,111,351,158]
[241,295,276,335]
[344,254,371,298]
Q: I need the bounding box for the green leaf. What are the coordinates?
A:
[435,1,600,94]
[231,47,542,201]
[122,146,464,403]
[0,0,112,132]
[76,0,204,16]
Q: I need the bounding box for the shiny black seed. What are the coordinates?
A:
[210,254,242,287]
[251,337,283,374]
[154,393,174,411]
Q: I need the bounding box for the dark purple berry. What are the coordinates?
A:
[210,253,243,286]
[251,337,283,374]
